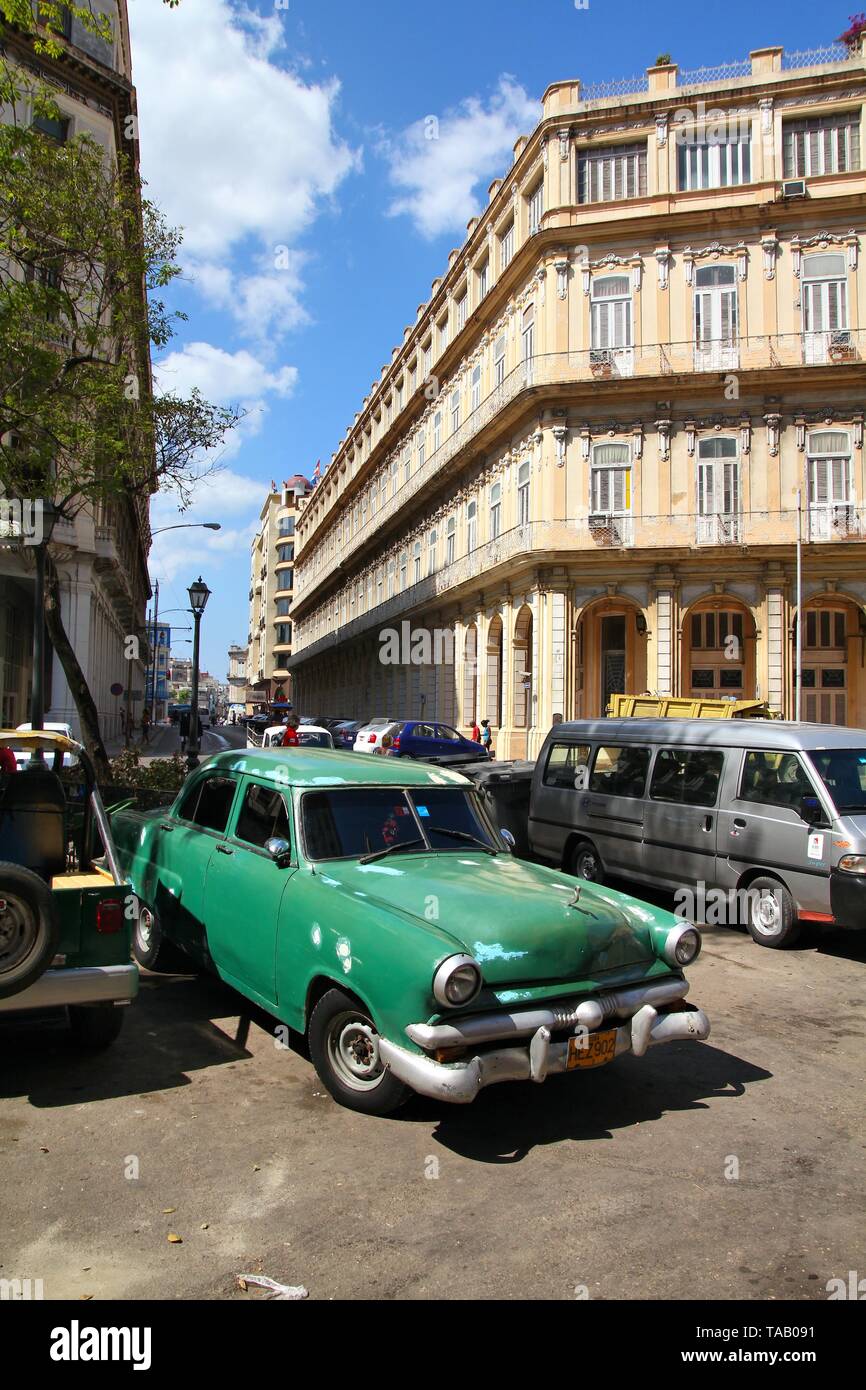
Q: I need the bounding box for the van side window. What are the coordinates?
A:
[543,742,592,789]
[589,745,650,798]
[740,752,812,809]
[650,748,724,808]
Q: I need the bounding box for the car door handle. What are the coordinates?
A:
[216,844,234,855]
[702,815,713,832]
[158,822,174,832]
[732,817,747,829]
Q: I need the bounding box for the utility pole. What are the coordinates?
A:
[795,488,803,722]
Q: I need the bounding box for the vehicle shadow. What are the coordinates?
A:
[404,1042,771,1164]
[0,970,268,1108]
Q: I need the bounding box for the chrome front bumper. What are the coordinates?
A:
[0,964,139,1015]
[378,978,710,1105]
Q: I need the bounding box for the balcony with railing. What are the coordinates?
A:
[293,508,866,663]
[295,331,866,604]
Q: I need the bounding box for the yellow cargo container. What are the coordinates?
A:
[606,695,776,720]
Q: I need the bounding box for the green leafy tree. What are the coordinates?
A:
[0,1,240,780]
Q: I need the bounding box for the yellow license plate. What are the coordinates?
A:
[566,1028,617,1070]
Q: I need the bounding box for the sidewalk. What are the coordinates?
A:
[103,722,237,765]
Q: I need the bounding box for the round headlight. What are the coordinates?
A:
[432,954,482,1008]
[664,924,701,967]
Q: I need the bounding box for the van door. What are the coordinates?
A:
[716,749,831,914]
[580,742,650,878]
[641,746,725,891]
[529,739,593,866]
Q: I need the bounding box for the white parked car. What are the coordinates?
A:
[13,722,78,768]
[260,724,335,750]
[353,718,400,753]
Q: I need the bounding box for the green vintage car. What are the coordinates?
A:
[111,747,710,1115]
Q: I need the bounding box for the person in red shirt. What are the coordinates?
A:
[281,725,299,747]
[0,746,17,775]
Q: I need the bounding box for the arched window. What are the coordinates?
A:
[489,482,501,539]
[445,515,456,564]
[412,541,422,583]
[591,276,631,351]
[427,527,438,575]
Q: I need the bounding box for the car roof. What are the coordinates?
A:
[547,718,866,752]
[2,727,79,753]
[199,747,471,788]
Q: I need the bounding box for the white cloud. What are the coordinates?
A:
[129,0,359,259]
[150,470,263,581]
[382,77,539,239]
[189,252,310,345]
[154,342,298,404]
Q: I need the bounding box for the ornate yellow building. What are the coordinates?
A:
[246,476,311,710]
[290,41,866,758]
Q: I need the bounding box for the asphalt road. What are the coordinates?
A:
[2,906,864,1302]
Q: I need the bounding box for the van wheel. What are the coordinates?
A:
[746,878,800,948]
[133,903,189,973]
[569,841,604,885]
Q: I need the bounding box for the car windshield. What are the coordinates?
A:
[301,786,498,860]
[805,749,866,814]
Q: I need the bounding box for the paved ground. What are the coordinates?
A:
[2,903,864,1302]
[105,721,246,764]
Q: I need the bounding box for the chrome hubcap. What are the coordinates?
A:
[753,891,781,934]
[137,907,154,951]
[328,1012,384,1091]
[0,893,38,975]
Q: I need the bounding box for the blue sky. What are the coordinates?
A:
[129,0,838,679]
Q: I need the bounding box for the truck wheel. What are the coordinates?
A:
[568,840,605,885]
[746,877,800,948]
[68,1004,125,1049]
[0,863,60,1000]
[133,903,189,973]
[308,987,410,1116]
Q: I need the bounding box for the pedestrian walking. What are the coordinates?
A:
[178,708,190,754]
[140,706,151,745]
[480,719,493,758]
[470,718,481,742]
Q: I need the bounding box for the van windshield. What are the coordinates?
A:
[805,749,866,815]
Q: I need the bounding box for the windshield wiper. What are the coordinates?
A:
[425,826,497,854]
[359,837,426,865]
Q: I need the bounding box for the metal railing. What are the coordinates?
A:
[678,59,752,87]
[781,44,851,69]
[292,509,866,663]
[294,330,866,600]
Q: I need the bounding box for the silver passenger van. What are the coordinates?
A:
[529,718,866,947]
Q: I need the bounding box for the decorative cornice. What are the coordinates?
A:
[683,241,748,283]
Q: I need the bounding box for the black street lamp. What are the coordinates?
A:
[186,576,211,770]
[29,500,61,757]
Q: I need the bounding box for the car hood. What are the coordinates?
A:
[316,852,656,984]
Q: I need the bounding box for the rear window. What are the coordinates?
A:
[178,776,236,832]
[650,748,724,807]
[543,742,592,790]
[589,745,650,798]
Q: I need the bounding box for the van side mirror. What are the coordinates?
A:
[799,795,826,827]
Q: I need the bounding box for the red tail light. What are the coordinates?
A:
[96,899,124,934]
[392,737,400,750]
[368,733,376,742]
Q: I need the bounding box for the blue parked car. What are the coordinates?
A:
[384,721,489,764]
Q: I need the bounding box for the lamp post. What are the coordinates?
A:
[186,576,211,770]
[30,500,61,749]
[151,522,221,537]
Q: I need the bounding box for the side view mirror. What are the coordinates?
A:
[799,795,826,827]
[499,827,516,851]
[265,836,291,865]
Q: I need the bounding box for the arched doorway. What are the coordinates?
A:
[486,614,503,727]
[573,597,647,717]
[462,624,477,728]
[512,605,533,742]
[681,598,756,700]
[797,597,860,726]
